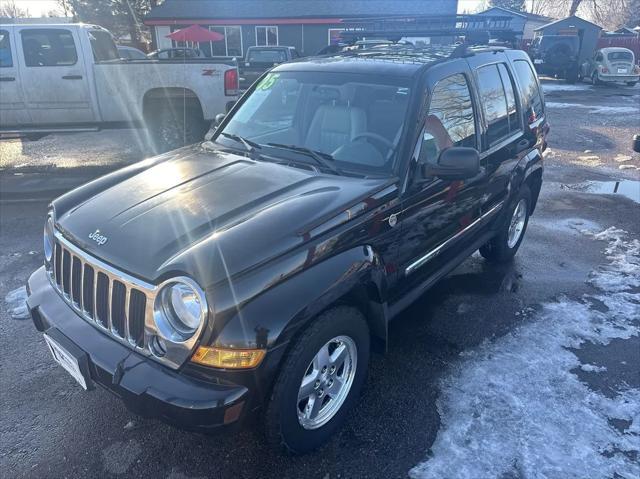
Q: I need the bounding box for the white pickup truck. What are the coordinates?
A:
[0,24,239,151]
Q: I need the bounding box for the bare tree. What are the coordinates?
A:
[0,0,30,18]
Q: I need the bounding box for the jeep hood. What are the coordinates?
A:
[54,147,389,286]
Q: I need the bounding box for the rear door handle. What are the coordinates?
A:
[0,76,15,82]
[62,75,83,80]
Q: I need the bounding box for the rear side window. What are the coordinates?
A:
[0,30,12,67]
[512,59,544,124]
[248,49,287,63]
[21,29,77,67]
[476,64,510,146]
[419,73,476,164]
[497,63,521,133]
[89,30,119,62]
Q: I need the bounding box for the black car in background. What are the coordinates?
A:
[239,45,300,90]
[27,44,547,453]
[529,35,581,83]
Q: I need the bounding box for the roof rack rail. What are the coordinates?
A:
[339,14,516,44]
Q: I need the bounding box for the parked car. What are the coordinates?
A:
[147,47,204,60]
[0,24,238,151]
[239,45,299,90]
[580,47,640,86]
[26,44,547,453]
[529,34,580,83]
[117,45,147,60]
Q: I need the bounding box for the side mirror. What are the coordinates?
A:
[633,134,640,153]
[422,147,480,181]
[214,113,226,126]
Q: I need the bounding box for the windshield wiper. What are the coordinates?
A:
[266,143,341,174]
[220,132,262,153]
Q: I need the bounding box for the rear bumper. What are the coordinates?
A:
[26,266,249,432]
[597,73,639,83]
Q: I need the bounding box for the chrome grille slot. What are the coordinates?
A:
[111,280,126,337]
[54,242,62,286]
[44,233,152,357]
[71,256,82,306]
[82,264,94,317]
[62,250,71,295]
[95,272,110,327]
[128,289,146,347]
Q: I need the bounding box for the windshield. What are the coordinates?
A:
[216,71,411,174]
[607,51,633,62]
[248,49,287,63]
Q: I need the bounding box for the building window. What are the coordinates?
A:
[256,26,278,46]
[207,26,243,57]
[328,28,344,45]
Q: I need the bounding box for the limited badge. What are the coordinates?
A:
[388,214,398,228]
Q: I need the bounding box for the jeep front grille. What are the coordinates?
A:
[48,232,151,350]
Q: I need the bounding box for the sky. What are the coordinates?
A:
[14,0,65,17]
[14,0,488,18]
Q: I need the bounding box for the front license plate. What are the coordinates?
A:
[534,59,543,64]
[617,68,627,73]
[44,334,89,390]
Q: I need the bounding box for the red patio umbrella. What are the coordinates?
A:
[166,25,224,42]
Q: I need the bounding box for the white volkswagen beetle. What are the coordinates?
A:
[581,47,639,86]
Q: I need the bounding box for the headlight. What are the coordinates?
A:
[153,278,207,343]
[43,216,54,263]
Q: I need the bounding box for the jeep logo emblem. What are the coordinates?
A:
[88,229,108,245]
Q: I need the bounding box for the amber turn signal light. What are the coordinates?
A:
[191,346,266,369]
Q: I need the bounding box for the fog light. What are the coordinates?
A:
[191,346,265,369]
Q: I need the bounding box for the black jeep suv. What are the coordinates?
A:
[529,35,581,83]
[27,45,547,453]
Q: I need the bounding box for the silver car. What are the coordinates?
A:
[581,47,639,86]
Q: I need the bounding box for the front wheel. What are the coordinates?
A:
[479,185,532,263]
[264,306,370,454]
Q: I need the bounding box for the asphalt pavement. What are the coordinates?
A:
[0,79,639,478]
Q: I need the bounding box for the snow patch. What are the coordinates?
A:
[580,363,607,373]
[541,83,592,92]
[4,286,30,320]
[545,102,640,114]
[410,227,640,479]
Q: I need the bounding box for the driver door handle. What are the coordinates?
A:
[62,75,83,80]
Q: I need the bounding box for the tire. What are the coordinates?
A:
[479,185,532,263]
[592,72,602,86]
[566,67,579,84]
[264,306,370,454]
[147,102,207,153]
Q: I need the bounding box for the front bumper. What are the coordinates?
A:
[26,266,249,432]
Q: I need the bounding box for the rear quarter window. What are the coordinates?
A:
[0,29,12,67]
[512,59,544,124]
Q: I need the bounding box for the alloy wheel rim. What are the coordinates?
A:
[297,335,357,430]
[507,199,527,249]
